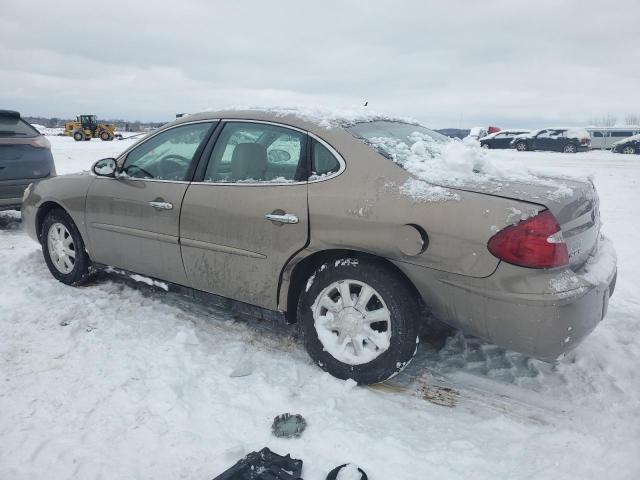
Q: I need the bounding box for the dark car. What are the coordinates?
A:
[611,134,640,154]
[0,110,56,210]
[479,129,530,149]
[511,128,591,153]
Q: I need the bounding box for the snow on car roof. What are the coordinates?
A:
[480,129,530,139]
[185,105,419,130]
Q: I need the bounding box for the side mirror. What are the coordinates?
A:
[92,157,117,177]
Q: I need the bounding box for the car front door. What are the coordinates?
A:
[494,132,512,148]
[179,121,309,310]
[85,121,215,284]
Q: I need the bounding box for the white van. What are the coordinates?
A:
[587,127,640,149]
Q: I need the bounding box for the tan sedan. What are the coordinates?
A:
[21,109,617,384]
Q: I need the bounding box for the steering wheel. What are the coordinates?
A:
[159,154,190,180]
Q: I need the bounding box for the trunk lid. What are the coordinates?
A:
[455,176,600,269]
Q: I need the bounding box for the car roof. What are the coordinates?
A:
[170,108,419,137]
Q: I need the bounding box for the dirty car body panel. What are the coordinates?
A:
[22,109,617,364]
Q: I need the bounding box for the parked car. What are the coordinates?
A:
[611,133,640,154]
[21,109,616,384]
[587,127,640,150]
[479,129,530,149]
[511,128,591,153]
[0,110,56,211]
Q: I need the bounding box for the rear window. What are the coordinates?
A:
[0,117,40,138]
[345,120,448,160]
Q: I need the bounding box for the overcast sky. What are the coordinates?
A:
[1,0,638,128]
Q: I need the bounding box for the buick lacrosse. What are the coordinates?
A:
[22,109,617,384]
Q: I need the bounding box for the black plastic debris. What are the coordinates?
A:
[326,464,368,480]
[212,448,303,480]
[271,413,307,439]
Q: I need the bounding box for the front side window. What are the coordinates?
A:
[122,122,212,181]
[611,131,633,137]
[204,122,306,183]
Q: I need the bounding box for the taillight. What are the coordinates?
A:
[487,210,569,268]
[581,137,589,145]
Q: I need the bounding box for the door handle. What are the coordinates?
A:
[149,201,173,210]
[265,212,299,224]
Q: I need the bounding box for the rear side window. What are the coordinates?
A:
[311,139,341,180]
[0,117,40,138]
[592,131,603,137]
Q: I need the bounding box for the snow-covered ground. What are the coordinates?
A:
[1,139,639,479]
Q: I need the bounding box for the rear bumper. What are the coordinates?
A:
[395,237,617,361]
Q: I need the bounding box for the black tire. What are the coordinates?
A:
[298,258,421,385]
[622,145,635,154]
[515,141,527,151]
[41,209,92,285]
[563,144,577,153]
[73,130,84,141]
[99,130,110,141]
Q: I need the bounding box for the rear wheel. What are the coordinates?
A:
[41,209,92,285]
[622,145,635,154]
[481,143,490,149]
[298,258,421,385]
[73,130,84,141]
[515,141,527,151]
[563,144,577,153]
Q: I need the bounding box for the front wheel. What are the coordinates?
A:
[99,130,110,141]
[73,130,84,141]
[41,209,92,285]
[515,141,527,151]
[622,146,635,154]
[298,258,421,385]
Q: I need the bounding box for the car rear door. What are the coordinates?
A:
[179,120,309,310]
[85,121,215,285]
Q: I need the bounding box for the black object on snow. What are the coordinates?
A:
[271,413,307,439]
[212,447,303,480]
[326,464,368,480]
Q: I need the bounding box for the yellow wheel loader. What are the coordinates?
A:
[64,115,117,141]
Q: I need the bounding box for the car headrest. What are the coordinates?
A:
[231,143,267,181]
